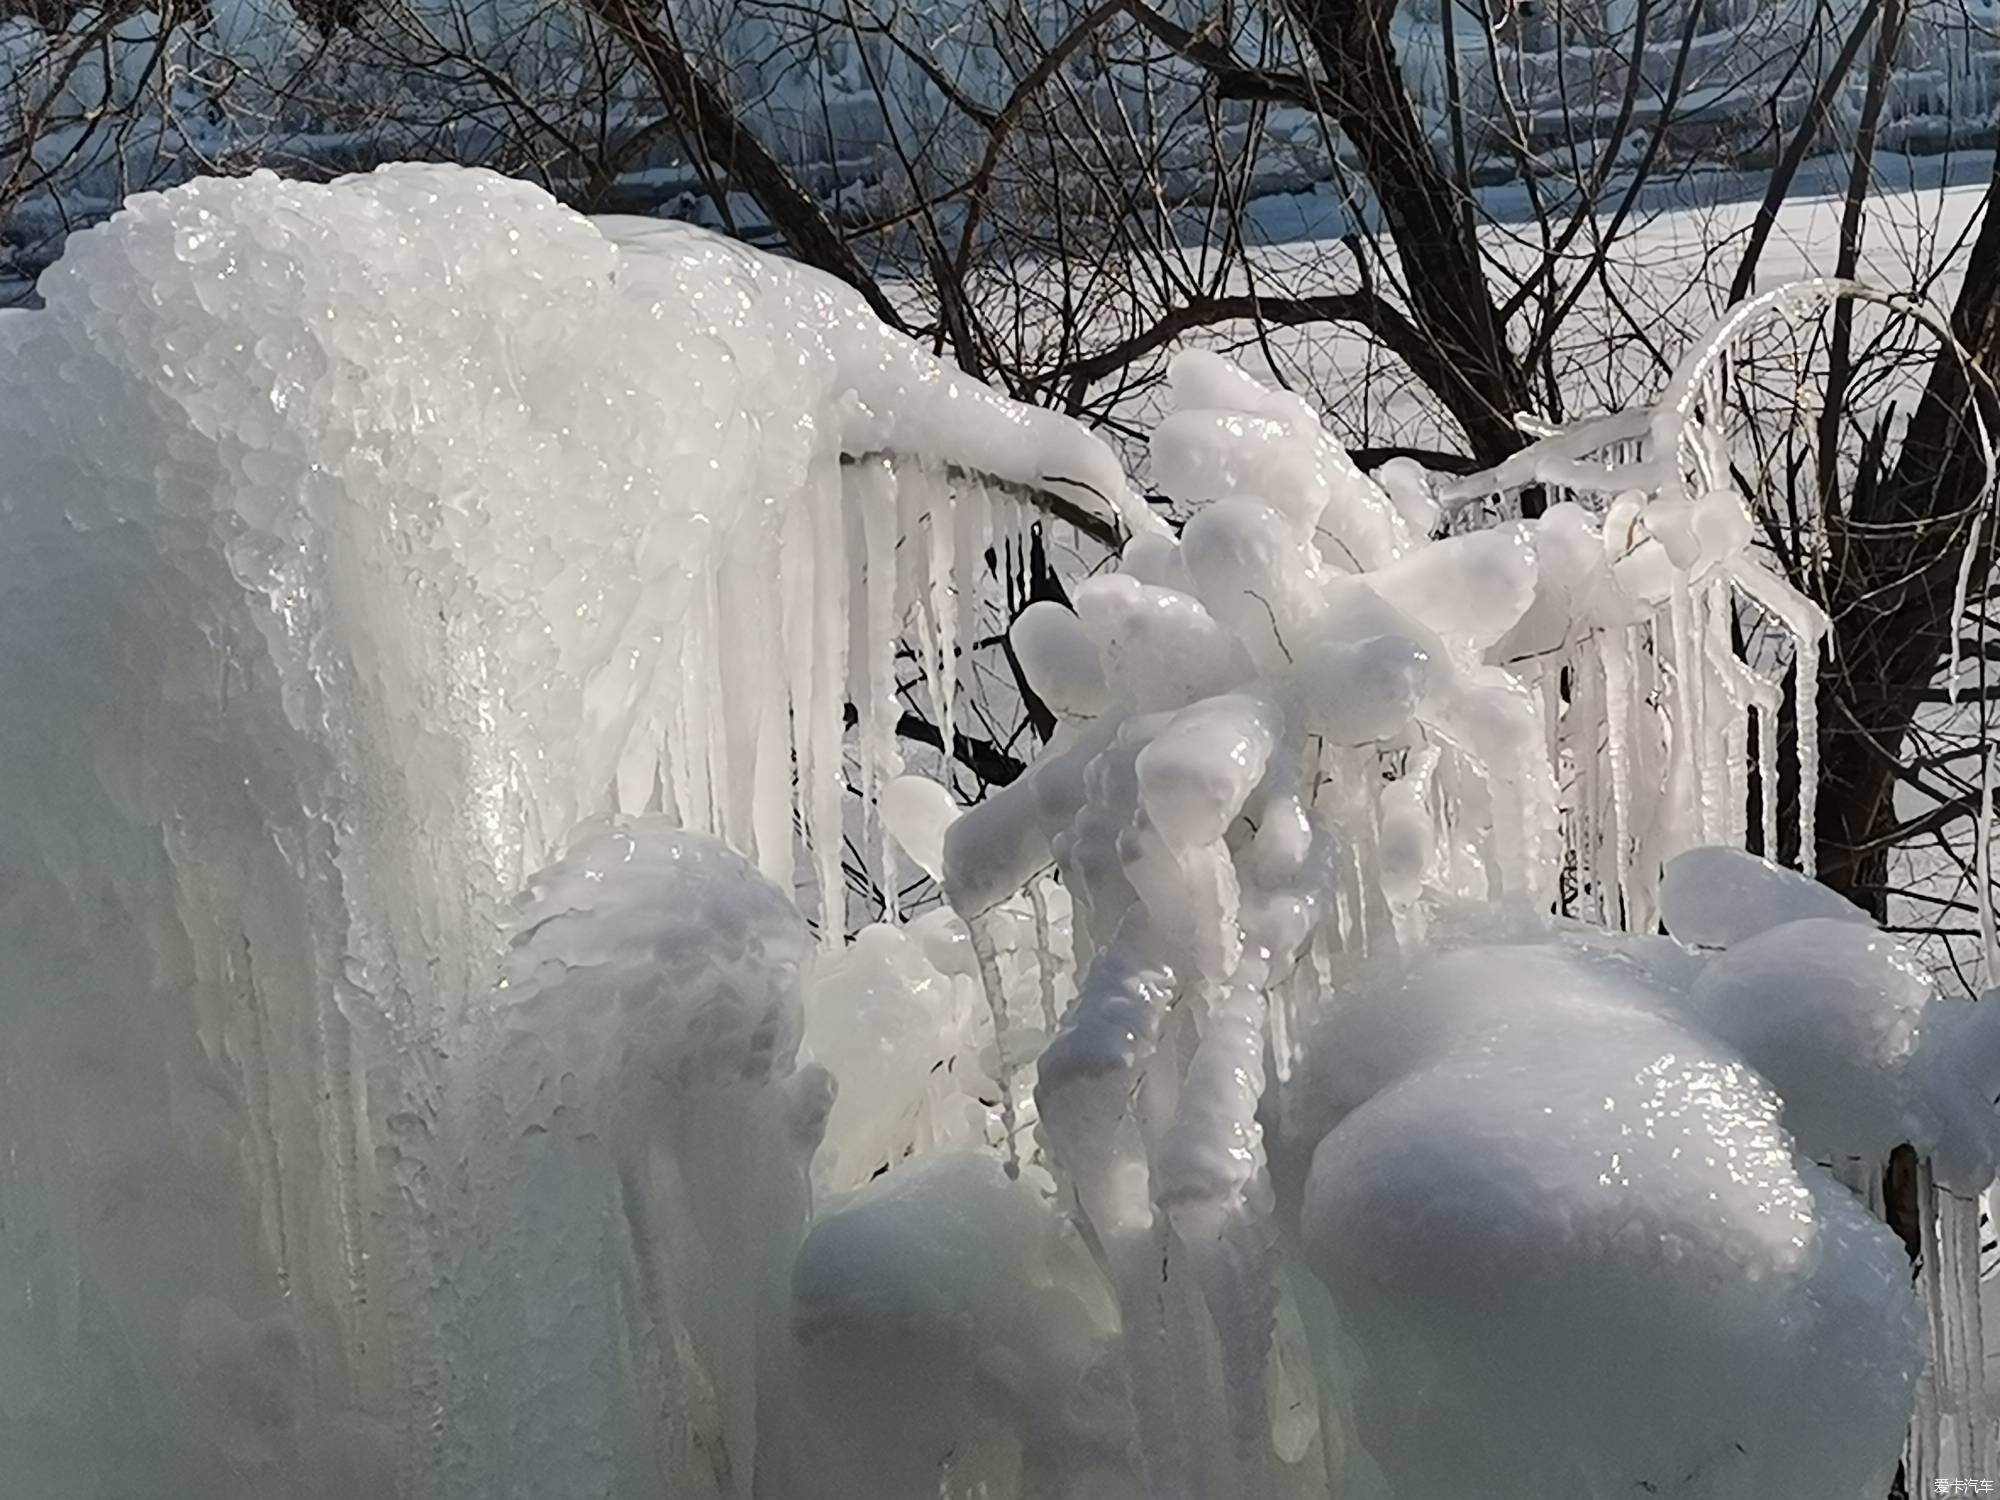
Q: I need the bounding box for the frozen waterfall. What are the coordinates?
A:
[0,162,1991,1499]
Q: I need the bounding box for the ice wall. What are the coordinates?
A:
[0,161,1138,1498]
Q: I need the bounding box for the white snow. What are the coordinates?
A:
[1683,918,1939,1163]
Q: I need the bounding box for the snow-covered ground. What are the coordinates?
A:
[5,0,1998,288]
[1133,166,1993,459]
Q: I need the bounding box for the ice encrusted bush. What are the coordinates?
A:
[0,162,1989,1500]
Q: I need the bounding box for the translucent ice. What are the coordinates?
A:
[0,163,1142,1498]
[1662,845,1873,947]
[937,324,1952,1500]
[1683,917,1936,1163]
[0,161,1969,1500]
[1303,989,1919,1500]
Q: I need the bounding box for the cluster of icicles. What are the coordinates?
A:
[0,164,1991,1500]
[920,332,1996,1499]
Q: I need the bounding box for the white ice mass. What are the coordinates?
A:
[0,161,1992,1499]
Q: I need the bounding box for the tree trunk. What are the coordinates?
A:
[1281,0,1531,469]
[1815,148,2000,897]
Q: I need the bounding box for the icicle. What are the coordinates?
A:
[1704,580,1751,850]
[701,565,730,838]
[1949,508,1985,705]
[749,614,794,894]
[1981,746,1999,987]
[1756,695,1780,861]
[856,464,905,916]
[895,460,940,765]
[955,478,992,754]
[928,470,958,773]
[1565,647,1598,923]
[1668,571,1707,848]
[1694,582,1721,844]
[810,460,851,942]
[1581,650,1611,927]
[1720,684,1747,851]
[843,492,875,903]
[1000,494,1023,610]
[1268,963,1295,1086]
[1027,876,1061,1033]
[1724,558,1829,875]
[670,646,712,836]
[1628,619,1671,931]
[1540,664,1562,785]
[780,489,821,912]
[702,531,751,847]
[1597,626,1637,927]
[1795,630,1820,876]
[968,911,1021,1179]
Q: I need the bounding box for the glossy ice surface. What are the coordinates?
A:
[0,163,1982,1499]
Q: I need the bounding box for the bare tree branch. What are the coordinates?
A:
[575,0,909,331]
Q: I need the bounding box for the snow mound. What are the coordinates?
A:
[1682,917,1935,1163]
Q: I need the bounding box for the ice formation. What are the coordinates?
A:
[935,346,1996,1497]
[0,162,1993,1500]
[0,161,1138,1498]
